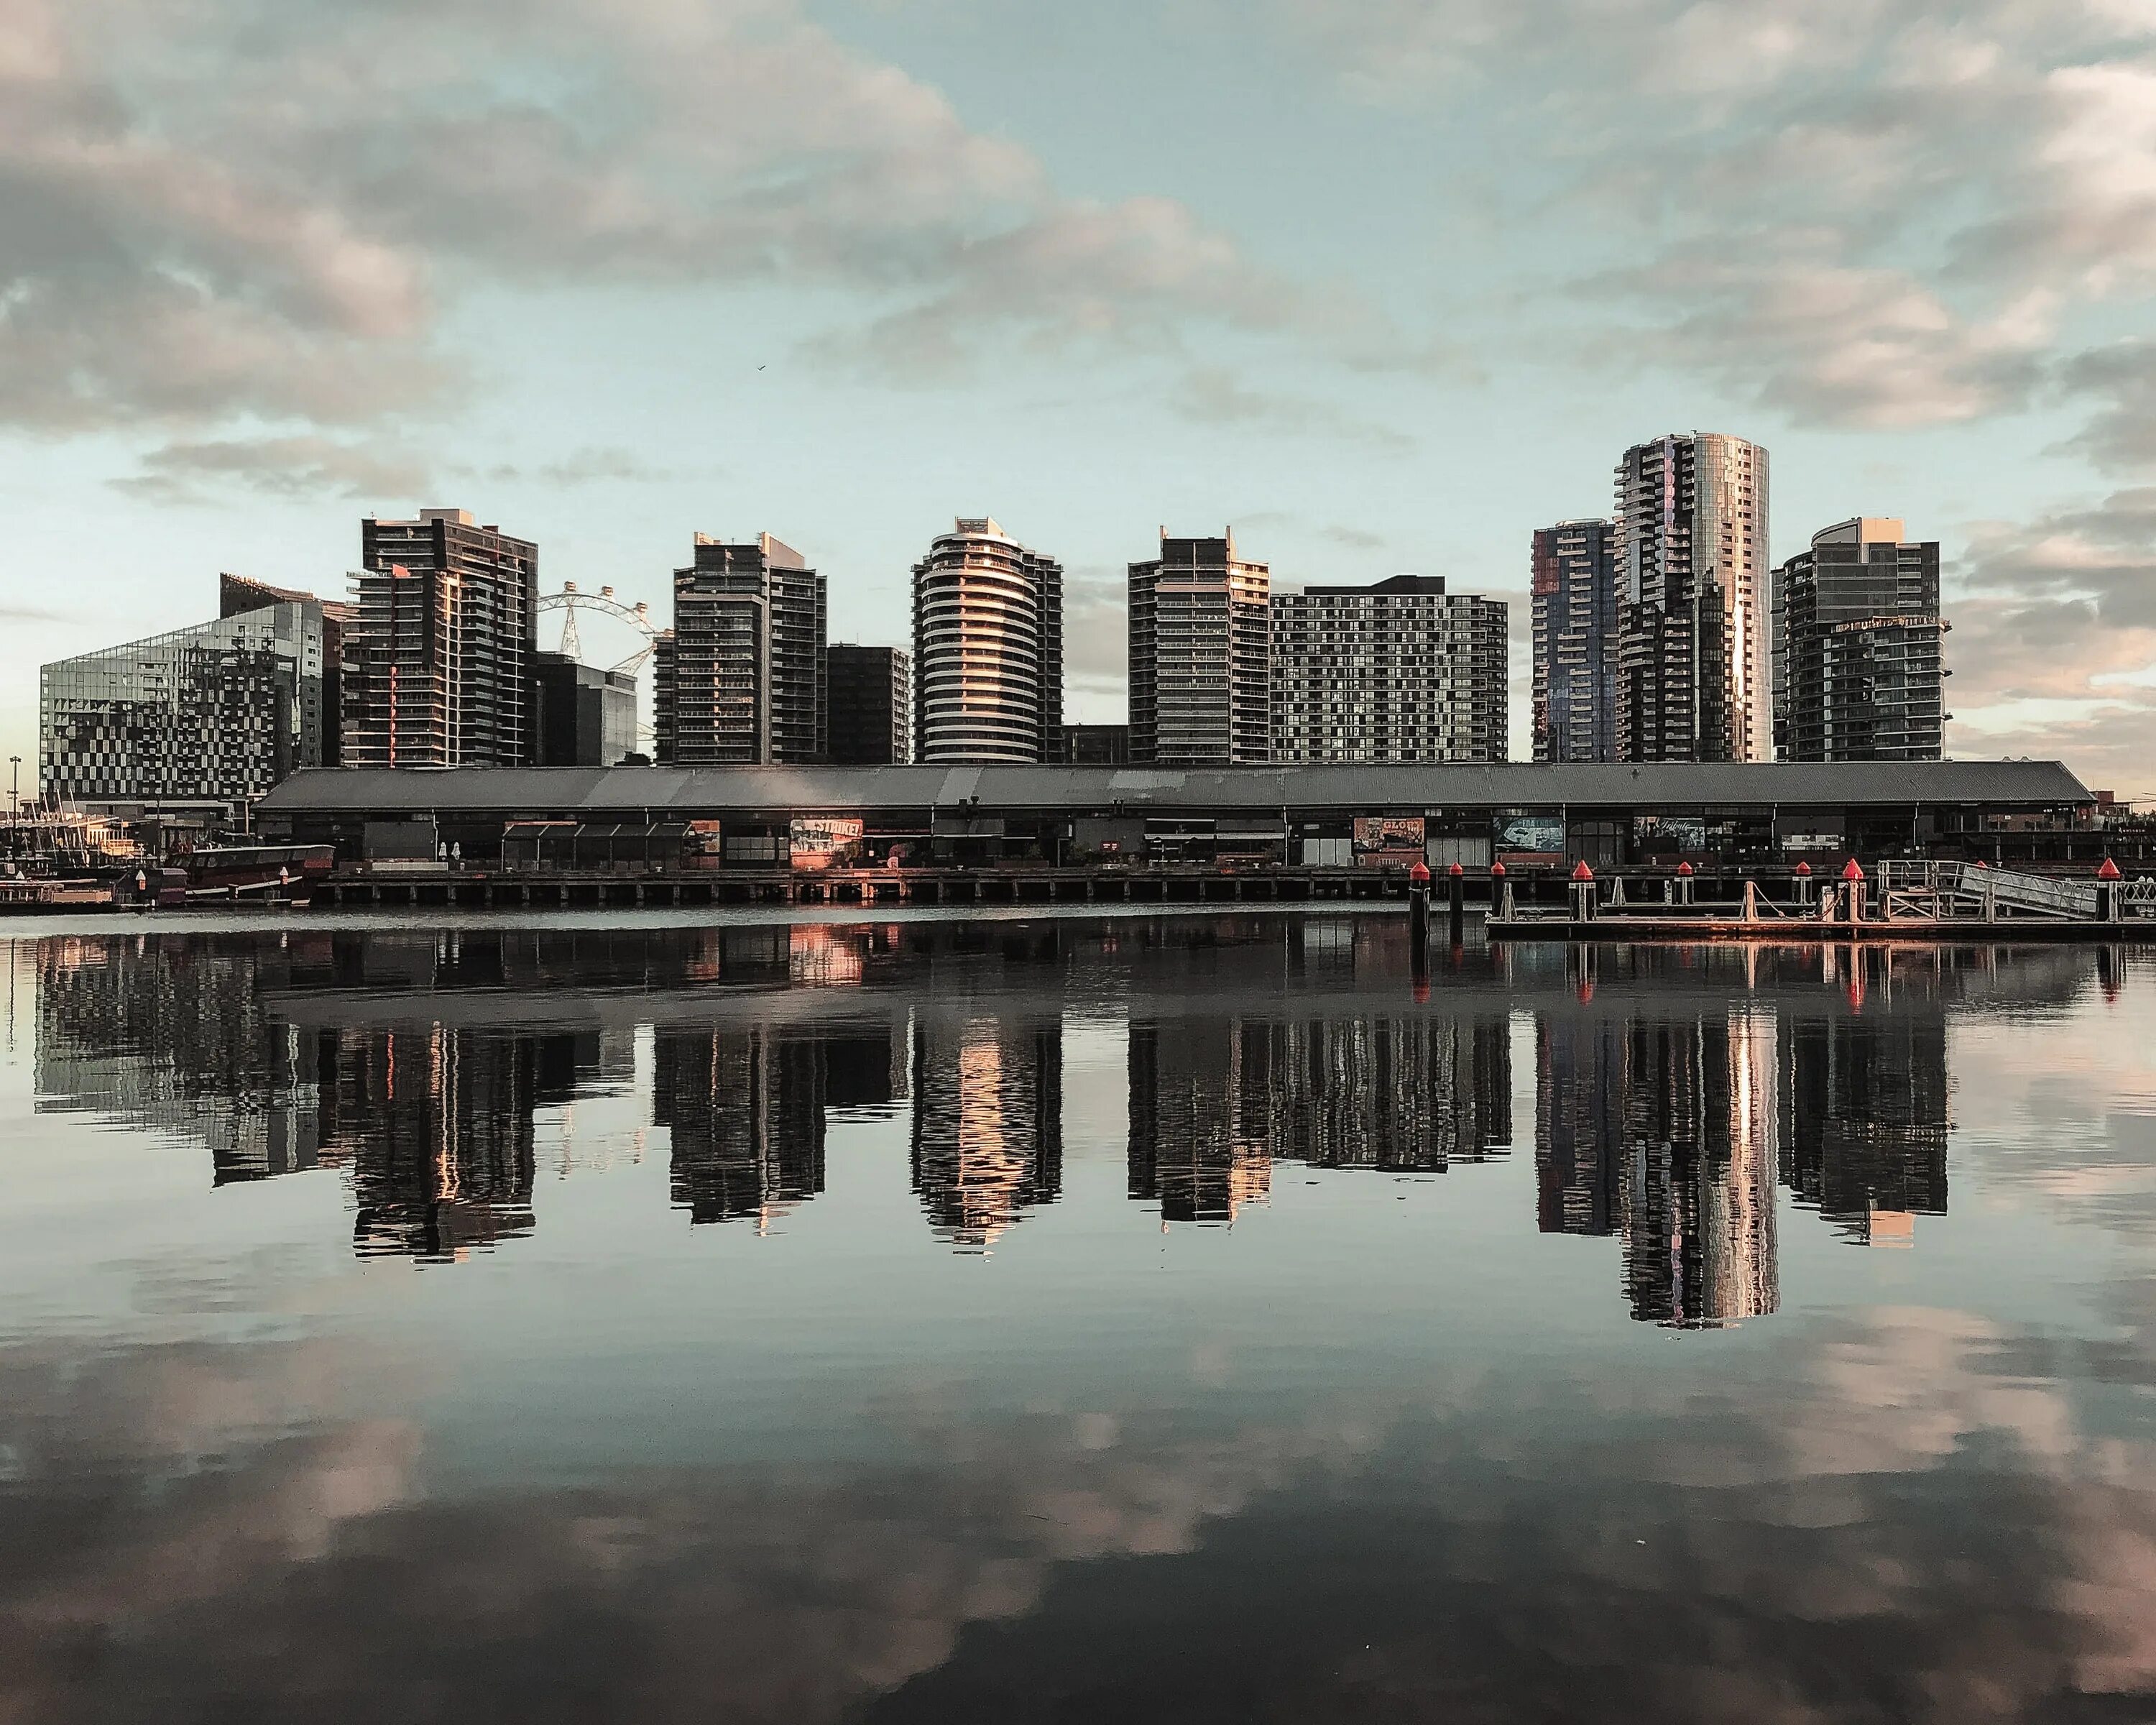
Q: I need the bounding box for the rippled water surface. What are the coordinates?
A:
[5,912,2156,1723]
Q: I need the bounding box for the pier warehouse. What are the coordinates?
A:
[256,760,2101,877]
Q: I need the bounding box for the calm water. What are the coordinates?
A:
[5,912,2156,1723]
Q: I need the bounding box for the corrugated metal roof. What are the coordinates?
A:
[257,759,2093,816]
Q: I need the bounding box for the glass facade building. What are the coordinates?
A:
[1531,520,1618,763]
[1614,433,1772,763]
[1271,575,1508,764]
[40,600,331,806]
[825,645,911,765]
[1777,518,1945,762]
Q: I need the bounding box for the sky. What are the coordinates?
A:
[3,0,2155,796]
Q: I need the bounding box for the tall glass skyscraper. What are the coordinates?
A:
[911,518,1063,764]
[1613,433,1771,763]
[1530,520,1618,763]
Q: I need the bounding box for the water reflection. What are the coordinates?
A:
[15,921,2108,1308]
[10,919,2156,1724]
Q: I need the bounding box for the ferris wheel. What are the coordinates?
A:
[536,583,660,675]
[535,583,663,752]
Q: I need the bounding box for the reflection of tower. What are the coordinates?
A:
[1616,1009,1779,1327]
[1128,1018,1273,1223]
[322,1025,540,1261]
[653,1026,826,1227]
[911,1017,1064,1248]
[1782,1007,1948,1245]
[1270,1015,1511,1172]
[1536,1014,1625,1235]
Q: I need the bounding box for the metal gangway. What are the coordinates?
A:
[1874,860,2135,922]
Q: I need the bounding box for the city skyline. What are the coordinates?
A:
[5,3,2153,797]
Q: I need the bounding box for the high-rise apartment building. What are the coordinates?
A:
[41,597,333,806]
[911,518,1063,764]
[1531,520,1618,763]
[1270,575,1508,764]
[1777,518,1945,762]
[655,533,826,766]
[1128,529,1271,765]
[825,645,911,765]
[1613,433,1771,763]
[345,508,538,768]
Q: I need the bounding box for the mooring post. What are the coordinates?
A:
[1409,858,1432,962]
[1447,862,1465,945]
[2097,855,2122,922]
[1742,879,1759,922]
[1843,857,1866,925]
[1794,860,1813,912]
[1676,860,1695,908]
[1570,859,1596,924]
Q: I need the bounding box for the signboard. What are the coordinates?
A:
[1353,816,1426,867]
[1496,813,1565,855]
[789,816,865,871]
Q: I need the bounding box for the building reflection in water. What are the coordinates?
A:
[21,921,1986,1283]
[1128,1020,1274,1224]
[652,1027,828,1230]
[1128,1009,1512,1226]
[911,1016,1064,1251]
[1537,1005,1780,1328]
[1780,999,1950,1246]
[319,1025,556,1261]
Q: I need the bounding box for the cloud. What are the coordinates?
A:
[1271,0,2156,439]
[0,0,1368,449]
[2058,340,2156,472]
[1943,487,2156,781]
[114,436,433,502]
[1169,364,1416,452]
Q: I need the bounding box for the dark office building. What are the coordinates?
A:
[532,651,637,767]
[346,508,538,768]
[1062,723,1130,765]
[1531,520,1618,763]
[1777,518,1945,762]
[658,533,826,765]
[825,645,911,765]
